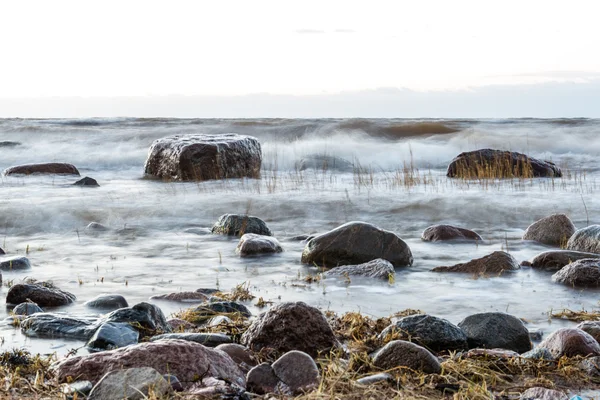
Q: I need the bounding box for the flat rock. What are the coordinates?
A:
[73,176,99,187]
[88,367,172,400]
[538,328,600,358]
[21,313,98,340]
[567,225,600,254]
[84,294,128,310]
[272,350,320,394]
[432,251,520,275]
[421,224,482,241]
[150,332,231,347]
[522,214,575,247]
[54,339,246,388]
[372,340,441,373]
[520,387,568,400]
[552,258,600,287]
[301,221,413,268]
[6,283,76,307]
[103,302,171,336]
[86,322,139,352]
[576,321,600,343]
[150,291,209,302]
[4,162,80,176]
[379,314,468,352]
[12,302,43,316]
[236,234,283,256]
[241,301,339,358]
[446,149,561,178]
[527,250,600,271]
[211,214,272,236]
[0,256,31,271]
[144,133,262,181]
[324,258,395,280]
[458,312,532,353]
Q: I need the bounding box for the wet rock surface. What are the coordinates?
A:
[522,214,575,246]
[301,221,413,268]
[552,258,600,287]
[432,251,520,275]
[6,283,76,307]
[538,328,600,358]
[144,133,262,181]
[421,224,482,241]
[567,225,600,254]
[21,313,98,340]
[458,312,532,353]
[84,294,129,310]
[103,302,171,336]
[3,162,80,176]
[211,214,272,236]
[88,367,172,400]
[324,258,395,280]
[372,340,441,373]
[86,322,140,352]
[527,250,600,271]
[236,233,283,256]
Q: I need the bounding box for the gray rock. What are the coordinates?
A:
[21,313,98,340]
[521,347,555,360]
[144,133,262,181]
[272,350,319,394]
[163,374,183,391]
[432,251,520,274]
[520,386,568,400]
[458,312,532,353]
[246,363,280,395]
[324,258,395,280]
[527,250,600,271]
[567,225,600,253]
[86,322,139,352]
[372,340,441,373]
[88,367,172,400]
[522,214,575,247]
[576,321,600,343]
[150,332,231,347]
[12,302,43,316]
[301,221,413,268]
[538,328,600,358]
[211,214,272,236]
[552,258,600,287]
[236,233,283,256]
[74,176,99,187]
[241,301,339,358]
[215,343,257,372]
[355,372,394,385]
[0,256,31,271]
[6,283,76,307]
[4,162,80,176]
[85,294,129,310]
[103,302,171,336]
[421,224,482,241]
[379,314,468,352]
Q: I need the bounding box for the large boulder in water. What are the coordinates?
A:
[212,214,271,236]
[551,258,600,287]
[6,283,76,307]
[3,162,80,176]
[421,224,482,241]
[567,225,600,253]
[446,149,561,178]
[526,250,600,271]
[432,251,519,275]
[458,312,532,353]
[143,133,262,181]
[522,214,575,246]
[301,221,413,268]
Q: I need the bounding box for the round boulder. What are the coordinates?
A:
[551,259,600,287]
[421,224,482,241]
[527,250,600,271]
[4,162,80,176]
[211,214,271,236]
[567,225,600,253]
[6,283,76,307]
[432,251,520,274]
[522,214,575,247]
[458,312,532,353]
[272,350,320,394]
[236,234,282,256]
[538,328,600,358]
[301,221,413,268]
[372,340,441,374]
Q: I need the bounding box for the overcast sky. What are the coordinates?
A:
[1,0,599,117]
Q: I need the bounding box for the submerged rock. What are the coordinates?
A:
[379,314,468,352]
[432,251,520,275]
[372,340,441,373]
[522,214,575,246]
[421,224,482,241]
[296,154,354,172]
[73,176,100,187]
[0,256,31,271]
[0,141,20,147]
[6,283,76,307]
[446,149,561,178]
[538,328,600,358]
[86,322,139,352]
[3,162,80,176]
[84,294,128,310]
[301,221,413,268]
[144,133,262,181]
[236,233,282,256]
[12,302,43,316]
[527,250,600,271]
[88,367,172,400]
[567,225,600,253]
[21,313,98,340]
[211,214,272,236]
[458,312,532,353]
[241,301,339,358]
[551,259,600,287]
[150,332,231,347]
[103,302,171,336]
[324,258,395,280]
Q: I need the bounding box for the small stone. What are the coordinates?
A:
[163,374,184,391]
[579,356,600,377]
[528,250,600,271]
[324,258,395,280]
[73,176,99,187]
[464,348,520,359]
[552,259,600,287]
[85,294,128,310]
[567,225,600,254]
[421,224,482,241]
[272,351,320,394]
[209,315,234,327]
[21,313,98,340]
[86,322,139,352]
[63,380,93,397]
[12,302,43,316]
[538,328,600,358]
[85,222,109,232]
[521,347,555,360]
[103,302,171,336]
[150,291,209,302]
[167,318,195,332]
[212,214,272,236]
[372,340,441,373]
[215,343,257,372]
[190,301,252,320]
[4,162,80,176]
[246,363,280,395]
[236,234,283,256]
[522,214,575,247]
[88,367,172,400]
[576,321,600,343]
[0,256,31,271]
[7,284,76,307]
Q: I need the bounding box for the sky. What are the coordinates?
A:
[1,0,599,117]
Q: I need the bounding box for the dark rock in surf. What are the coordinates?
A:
[0,247,4,255]
[538,328,600,358]
[236,234,282,256]
[296,154,354,172]
[379,314,468,352]
[567,225,600,253]
[301,221,413,268]
[6,283,76,307]
[446,149,561,178]
[421,224,482,242]
[372,340,441,374]
[3,162,80,176]
[86,322,139,352]
[522,214,575,246]
[551,258,600,287]
[12,302,43,316]
[0,141,20,147]
[324,258,395,280]
[0,256,31,271]
[21,313,98,340]
[458,312,532,353]
[85,294,129,310]
[432,251,519,275]
[150,332,231,347]
[103,302,171,336]
[526,250,600,271]
[74,176,100,187]
[143,133,262,181]
[211,214,272,236]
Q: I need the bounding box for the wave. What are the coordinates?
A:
[337,119,461,139]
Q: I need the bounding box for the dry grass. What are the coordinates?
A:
[550,308,600,322]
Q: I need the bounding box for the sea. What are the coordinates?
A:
[1,117,599,356]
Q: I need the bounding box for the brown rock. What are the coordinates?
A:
[432,251,520,274]
[301,221,413,268]
[552,258,600,287]
[143,133,262,181]
[236,234,283,256]
[241,302,339,358]
[215,344,257,372]
[54,339,245,389]
[522,214,575,247]
[527,250,600,271]
[150,292,209,302]
[272,351,320,394]
[520,387,568,400]
[3,162,80,176]
[324,258,395,280]
[6,283,76,307]
[372,340,441,373]
[421,224,482,241]
[538,328,600,358]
